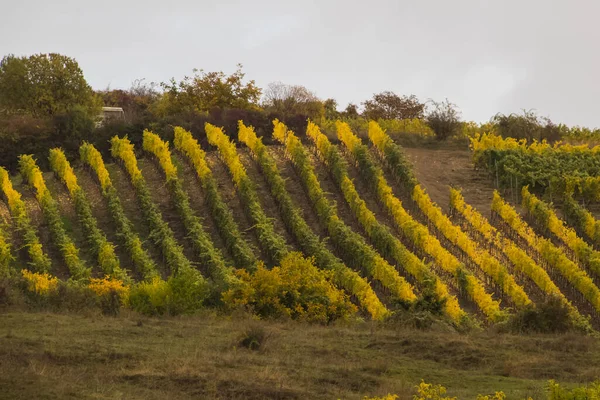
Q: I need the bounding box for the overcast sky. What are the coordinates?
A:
[1,0,598,127]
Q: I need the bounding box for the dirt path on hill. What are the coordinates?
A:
[402,147,498,217]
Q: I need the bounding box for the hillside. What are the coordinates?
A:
[3,122,600,398]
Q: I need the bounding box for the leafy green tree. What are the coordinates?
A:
[153,64,261,116]
[362,91,424,120]
[0,53,100,116]
[341,103,359,119]
[323,98,340,119]
[492,110,561,143]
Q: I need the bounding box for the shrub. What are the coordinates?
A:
[87,277,129,316]
[128,277,172,316]
[548,380,600,399]
[238,323,270,351]
[223,252,357,323]
[0,278,19,307]
[505,296,574,334]
[425,99,462,140]
[167,267,209,315]
[413,380,456,400]
[21,270,59,296]
[46,281,98,312]
[492,110,561,143]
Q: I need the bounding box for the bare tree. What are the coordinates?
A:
[361,91,425,120]
[262,82,323,119]
[425,99,462,140]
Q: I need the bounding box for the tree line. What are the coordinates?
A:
[1,52,592,172]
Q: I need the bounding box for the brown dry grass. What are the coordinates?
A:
[1,310,599,399]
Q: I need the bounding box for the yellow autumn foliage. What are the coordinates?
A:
[21,270,59,295]
[88,276,129,301]
[223,252,357,323]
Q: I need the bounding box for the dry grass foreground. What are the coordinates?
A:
[1,311,599,399]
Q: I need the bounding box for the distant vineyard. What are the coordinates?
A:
[471,132,600,201]
[1,120,600,330]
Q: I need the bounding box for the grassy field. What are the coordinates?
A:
[1,310,599,399]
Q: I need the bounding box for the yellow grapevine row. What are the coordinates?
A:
[239,119,388,320]
[522,186,600,279]
[206,122,289,265]
[449,188,590,328]
[470,132,600,157]
[492,191,600,313]
[275,120,417,304]
[331,121,463,322]
[413,185,531,308]
[173,127,257,270]
[368,121,419,189]
[49,148,127,281]
[367,122,530,309]
[79,143,159,281]
[563,195,600,247]
[0,167,52,273]
[109,136,196,276]
[0,222,13,277]
[346,121,502,321]
[110,136,209,313]
[142,130,238,291]
[18,155,90,280]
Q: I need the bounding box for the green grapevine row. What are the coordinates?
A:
[238,120,388,320]
[49,148,128,281]
[173,127,257,271]
[19,155,90,280]
[327,121,464,322]
[110,136,208,311]
[80,143,159,281]
[340,121,501,321]
[563,195,600,248]
[274,120,417,304]
[206,122,288,266]
[492,191,600,313]
[142,130,237,291]
[0,167,52,273]
[522,186,600,279]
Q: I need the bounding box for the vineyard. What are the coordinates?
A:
[3,120,600,397]
[2,120,600,330]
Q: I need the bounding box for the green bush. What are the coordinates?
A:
[504,296,574,334]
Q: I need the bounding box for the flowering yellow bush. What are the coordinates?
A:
[21,270,59,295]
[223,252,357,323]
[88,276,129,301]
[413,380,456,400]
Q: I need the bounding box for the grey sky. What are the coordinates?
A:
[1,0,599,127]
